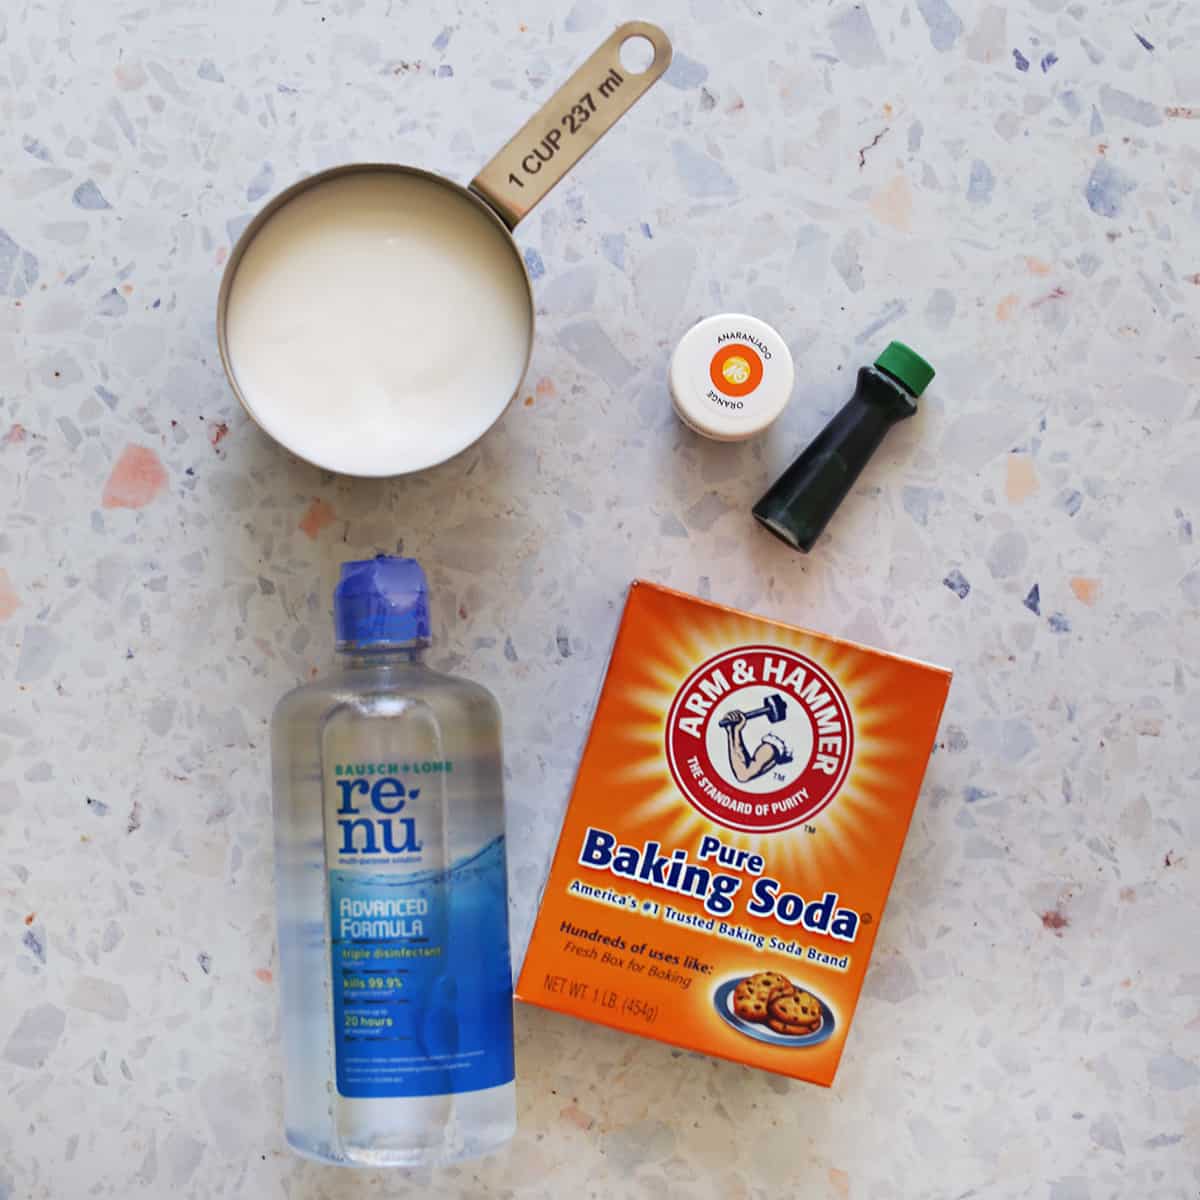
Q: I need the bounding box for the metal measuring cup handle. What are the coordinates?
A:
[470,21,673,230]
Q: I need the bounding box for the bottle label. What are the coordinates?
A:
[325,760,515,1099]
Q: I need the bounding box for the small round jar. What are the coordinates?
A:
[669,313,795,441]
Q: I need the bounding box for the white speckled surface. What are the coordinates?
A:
[1,1,1198,1196]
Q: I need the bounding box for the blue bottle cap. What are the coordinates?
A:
[334,556,430,648]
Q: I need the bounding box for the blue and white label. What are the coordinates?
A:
[328,836,515,1099]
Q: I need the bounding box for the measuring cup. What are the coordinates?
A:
[216,22,672,477]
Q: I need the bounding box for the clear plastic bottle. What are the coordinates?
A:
[270,556,516,1167]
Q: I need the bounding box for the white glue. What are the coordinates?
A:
[225,172,532,476]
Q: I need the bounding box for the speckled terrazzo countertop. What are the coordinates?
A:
[1,1,1198,1197]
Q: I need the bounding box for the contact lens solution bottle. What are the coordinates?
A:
[270,556,516,1165]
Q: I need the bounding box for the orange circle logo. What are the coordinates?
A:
[709,343,764,398]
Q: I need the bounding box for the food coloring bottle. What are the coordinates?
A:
[753,341,935,552]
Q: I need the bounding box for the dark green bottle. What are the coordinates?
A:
[752,341,935,552]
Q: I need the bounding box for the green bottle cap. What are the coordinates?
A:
[874,341,935,397]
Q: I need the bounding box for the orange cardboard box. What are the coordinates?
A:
[516,581,952,1085]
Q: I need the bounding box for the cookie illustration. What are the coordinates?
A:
[732,971,794,1023]
[766,988,822,1035]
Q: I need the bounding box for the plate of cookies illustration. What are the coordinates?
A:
[713,970,835,1047]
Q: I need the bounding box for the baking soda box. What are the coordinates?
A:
[516,581,952,1085]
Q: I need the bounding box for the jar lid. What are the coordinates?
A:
[669,314,795,442]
